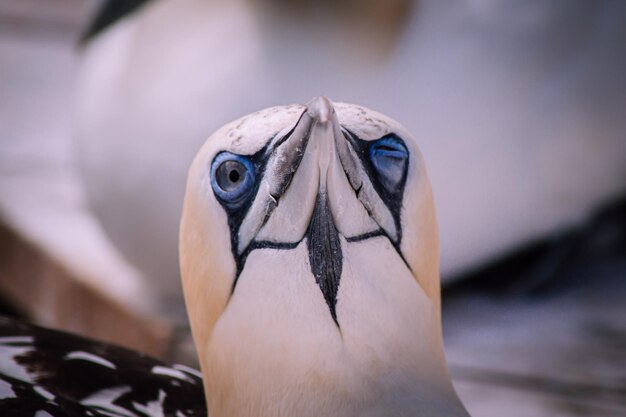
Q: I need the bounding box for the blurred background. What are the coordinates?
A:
[0,0,625,415]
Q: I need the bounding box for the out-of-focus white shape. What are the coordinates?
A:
[65,351,117,369]
[75,0,626,313]
[0,33,152,315]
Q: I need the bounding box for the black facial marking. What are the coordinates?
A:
[210,127,308,292]
[306,194,343,325]
[232,240,300,291]
[345,229,386,243]
[217,143,272,281]
[342,129,409,245]
[213,121,411,326]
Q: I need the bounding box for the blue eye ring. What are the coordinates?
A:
[368,135,409,192]
[210,152,256,207]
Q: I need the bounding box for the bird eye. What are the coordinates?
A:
[369,135,409,192]
[210,152,255,206]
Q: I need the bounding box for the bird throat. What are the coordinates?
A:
[305,193,342,325]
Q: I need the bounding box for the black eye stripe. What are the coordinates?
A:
[340,128,413,275]
[214,126,411,309]
[209,140,276,290]
[342,129,409,219]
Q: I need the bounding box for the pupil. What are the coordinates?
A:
[215,158,249,193]
[229,169,240,183]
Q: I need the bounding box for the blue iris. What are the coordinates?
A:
[210,152,255,207]
[369,135,409,192]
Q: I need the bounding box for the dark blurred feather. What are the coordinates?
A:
[81,0,154,44]
[446,195,626,297]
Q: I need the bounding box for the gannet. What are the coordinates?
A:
[0,316,206,416]
[75,0,626,314]
[0,97,468,416]
[180,97,470,416]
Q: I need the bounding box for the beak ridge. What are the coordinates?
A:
[306,96,334,124]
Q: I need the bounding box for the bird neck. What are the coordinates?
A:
[192,239,468,416]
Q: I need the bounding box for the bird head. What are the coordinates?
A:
[180,97,468,416]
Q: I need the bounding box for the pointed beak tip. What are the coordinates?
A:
[306,96,334,124]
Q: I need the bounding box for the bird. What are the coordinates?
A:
[0,316,206,417]
[0,97,469,416]
[74,0,626,316]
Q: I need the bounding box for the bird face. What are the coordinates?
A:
[180,97,452,416]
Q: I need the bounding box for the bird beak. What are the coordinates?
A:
[234,96,402,323]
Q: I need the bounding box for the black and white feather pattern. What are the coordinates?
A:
[0,317,206,417]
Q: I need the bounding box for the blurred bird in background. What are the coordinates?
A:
[75,0,626,317]
[0,0,625,415]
